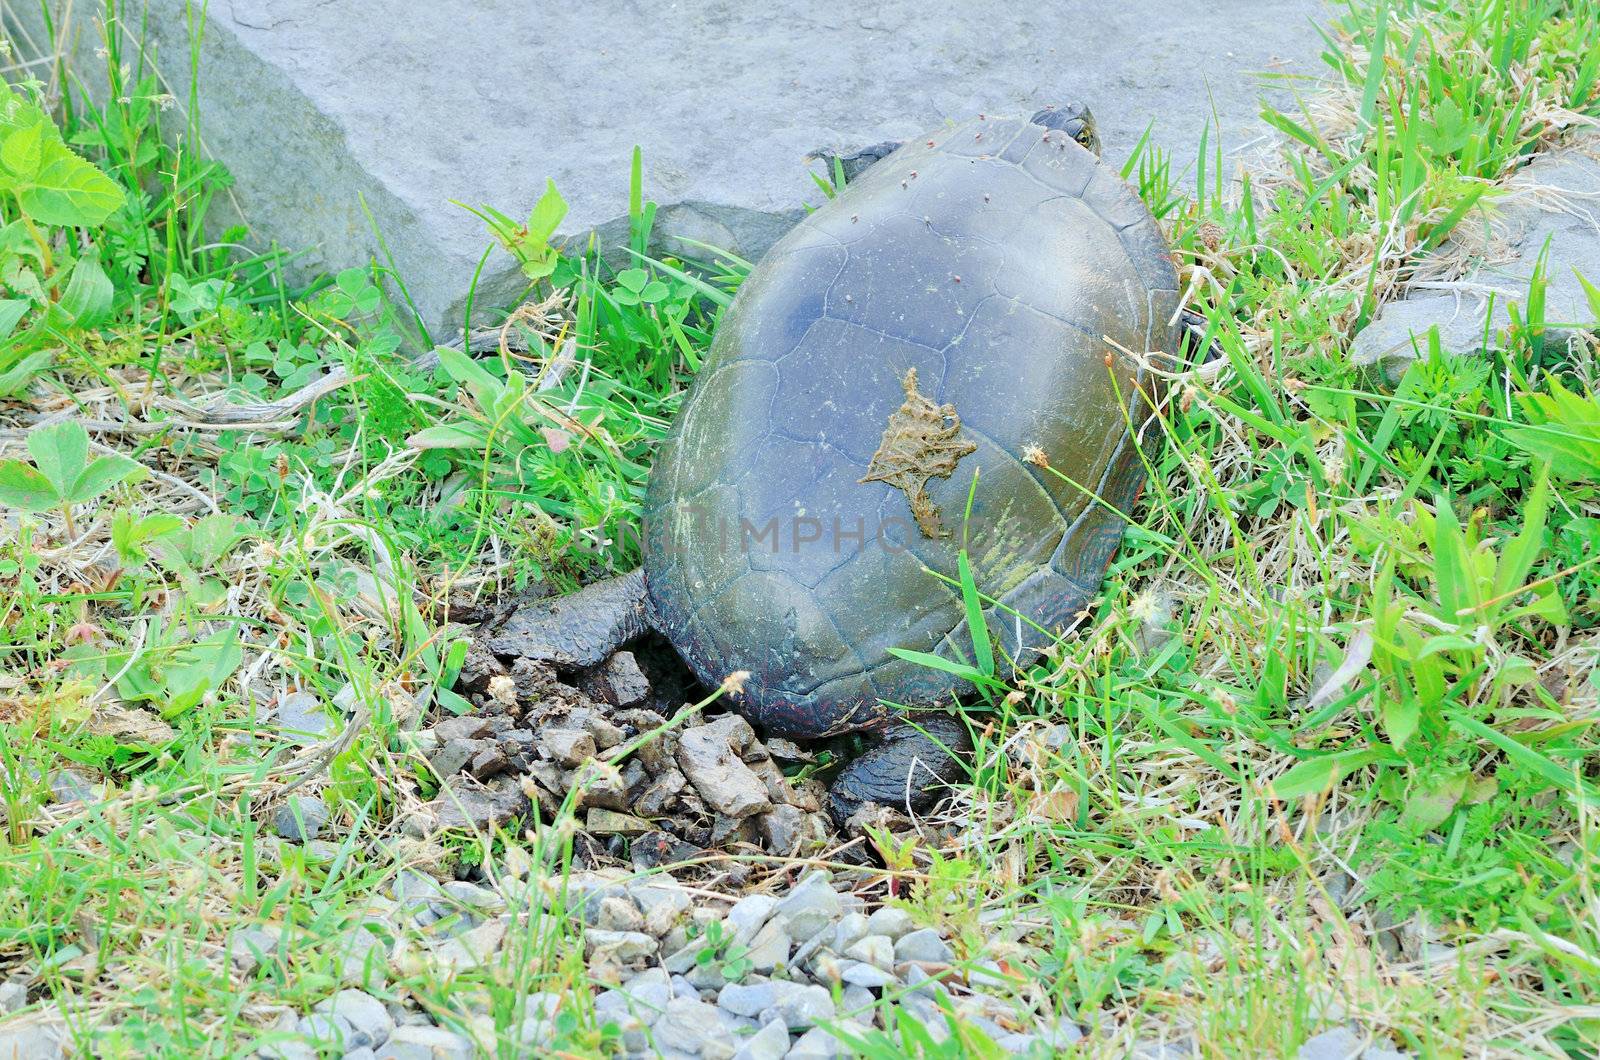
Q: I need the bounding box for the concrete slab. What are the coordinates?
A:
[3,1,1333,336]
[1351,133,1600,381]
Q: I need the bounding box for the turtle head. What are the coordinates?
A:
[1031,102,1100,157]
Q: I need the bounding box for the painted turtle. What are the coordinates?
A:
[494,104,1179,821]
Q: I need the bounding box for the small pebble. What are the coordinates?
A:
[594,896,646,933]
[731,1018,790,1060]
[758,982,833,1029]
[276,690,330,739]
[615,968,672,1017]
[630,883,693,936]
[744,919,790,972]
[654,997,736,1055]
[832,912,869,951]
[789,1022,866,1059]
[719,979,779,1017]
[271,795,330,843]
[1298,1027,1363,1060]
[843,934,895,971]
[227,927,280,975]
[48,769,97,805]
[374,1024,474,1060]
[726,893,778,944]
[584,929,657,963]
[441,881,504,913]
[894,928,953,964]
[297,1012,362,1047]
[313,989,392,1047]
[865,906,915,940]
[771,872,841,941]
[840,985,875,1013]
[840,961,897,988]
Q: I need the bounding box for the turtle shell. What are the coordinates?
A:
[641,113,1179,739]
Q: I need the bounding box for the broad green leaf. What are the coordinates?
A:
[1497,655,1538,687]
[186,514,250,568]
[26,419,88,496]
[1429,493,1474,620]
[1381,689,1420,750]
[0,350,50,397]
[1399,772,1467,833]
[1510,584,1569,626]
[525,179,568,243]
[67,449,144,504]
[0,115,43,180]
[18,137,125,227]
[1505,379,1600,481]
[111,511,183,565]
[0,460,58,511]
[434,345,508,411]
[1576,268,1600,324]
[0,298,30,338]
[1495,467,1550,599]
[2,258,46,302]
[407,422,488,449]
[117,626,243,718]
[1416,633,1480,658]
[56,252,115,327]
[1270,748,1381,800]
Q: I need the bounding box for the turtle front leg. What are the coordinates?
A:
[826,713,973,823]
[486,568,651,670]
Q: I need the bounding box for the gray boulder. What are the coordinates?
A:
[1351,134,1600,381]
[4,0,1330,337]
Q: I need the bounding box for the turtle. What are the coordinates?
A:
[487,102,1180,824]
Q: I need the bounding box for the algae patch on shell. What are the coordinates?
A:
[858,368,977,538]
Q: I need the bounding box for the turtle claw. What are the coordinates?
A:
[486,569,651,671]
[826,714,973,824]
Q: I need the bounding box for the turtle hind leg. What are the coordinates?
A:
[806,140,905,188]
[484,568,651,671]
[826,713,973,824]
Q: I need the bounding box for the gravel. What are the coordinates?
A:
[330,637,1394,1060]
[225,846,1421,1060]
[296,1012,361,1049]
[415,649,836,862]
